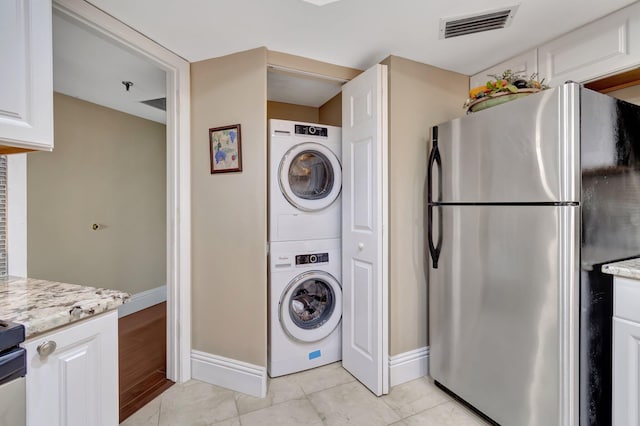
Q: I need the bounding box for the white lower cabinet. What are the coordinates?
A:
[24,310,118,426]
[613,317,640,426]
[613,277,640,426]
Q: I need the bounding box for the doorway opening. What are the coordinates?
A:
[19,0,191,421]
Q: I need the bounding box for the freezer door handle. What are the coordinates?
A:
[428,126,443,268]
[427,126,442,204]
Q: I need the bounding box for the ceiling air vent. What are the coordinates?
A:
[439,5,518,39]
[140,97,166,111]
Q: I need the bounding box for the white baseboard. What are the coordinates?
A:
[191,350,267,398]
[118,285,167,318]
[389,346,429,387]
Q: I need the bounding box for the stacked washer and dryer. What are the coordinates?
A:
[268,119,343,377]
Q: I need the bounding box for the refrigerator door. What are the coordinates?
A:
[432,83,579,204]
[429,204,579,426]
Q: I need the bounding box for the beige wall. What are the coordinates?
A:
[384,56,469,356]
[267,101,319,123]
[608,84,640,105]
[27,93,166,295]
[319,93,342,126]
[267,51,361,81]
[190,47,467,365]
[267,95,343,126]
[191,48,268,366]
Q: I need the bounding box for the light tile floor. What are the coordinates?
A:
[121,362,491,426]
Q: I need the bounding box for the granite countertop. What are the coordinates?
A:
[602,258,640,280]
[0,276,129,338]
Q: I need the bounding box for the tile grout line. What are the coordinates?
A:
[304,393,327,424]
[155,392,163,426]
[379,395,408,420]
[394,398,457,424]
[231,389,242,421]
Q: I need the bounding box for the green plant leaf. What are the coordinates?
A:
[506,84,518,93]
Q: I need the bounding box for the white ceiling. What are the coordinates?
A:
[267,68,343,107]
[56,0,638,121]
[86,0,636,75]
[53,12,167,124]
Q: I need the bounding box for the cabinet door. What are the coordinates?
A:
[24,311,118,426]
[613,316,640,426]
[0,0,53,151]
[538,2,640,86]
[470,49,538,89]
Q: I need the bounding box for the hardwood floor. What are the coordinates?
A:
[119,302,174,423]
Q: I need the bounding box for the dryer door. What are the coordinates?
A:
[279,271,342,343]
[279,142,342,212]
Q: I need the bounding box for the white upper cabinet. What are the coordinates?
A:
[0,0,53,151]
[470,50,538,88]
[538,2,640,86]
[472,3,640,90]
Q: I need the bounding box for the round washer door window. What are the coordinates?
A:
[279,271,342,343]
[279,142,342,212]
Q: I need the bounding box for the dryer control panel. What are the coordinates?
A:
[295,124,328,137]
[295,252,329,265]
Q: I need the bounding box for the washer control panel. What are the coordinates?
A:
[295,124,328,137]
[295,252,329,265]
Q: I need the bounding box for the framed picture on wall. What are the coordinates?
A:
[209,124,242,174]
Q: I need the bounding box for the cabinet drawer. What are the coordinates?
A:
[614,277,640,323]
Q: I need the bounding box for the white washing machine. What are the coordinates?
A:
[269,119,342,242]
[268,238,342,377]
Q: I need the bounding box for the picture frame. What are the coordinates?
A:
[209,124,242,174]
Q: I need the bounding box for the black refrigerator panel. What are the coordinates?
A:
[581,88,640,267]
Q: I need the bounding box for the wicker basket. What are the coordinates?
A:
[466,88,541,113]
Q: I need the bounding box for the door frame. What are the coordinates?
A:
[52,0,192,382]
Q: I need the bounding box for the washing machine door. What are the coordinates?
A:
[279,271,342,343]
[279,142,342,212]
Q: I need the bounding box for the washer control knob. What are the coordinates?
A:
[309,126,316,135]
[309,254,317,263]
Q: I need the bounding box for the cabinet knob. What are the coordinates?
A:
[37,340,57,357]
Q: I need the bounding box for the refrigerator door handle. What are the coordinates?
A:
[428,126,443,268]
[427,205,442,268]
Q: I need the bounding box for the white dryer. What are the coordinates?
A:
[268,238,342,377]
[269,119,342,242]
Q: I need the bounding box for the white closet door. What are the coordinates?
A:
[341,63,389,396]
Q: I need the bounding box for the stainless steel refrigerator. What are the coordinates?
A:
[427,82,640,426]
